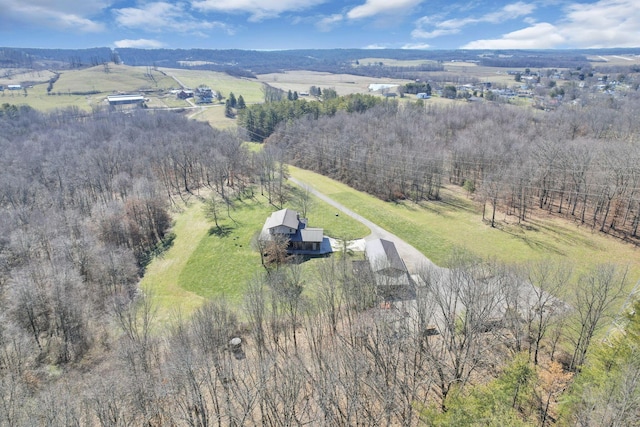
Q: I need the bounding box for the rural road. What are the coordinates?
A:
[289,177,440,274]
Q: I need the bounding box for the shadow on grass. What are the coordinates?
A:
[490,220,567,256]
[527,218,600,250]
[208,225,235,237]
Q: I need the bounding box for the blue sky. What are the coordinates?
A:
[1,0,638,50]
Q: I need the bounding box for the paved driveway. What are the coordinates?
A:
[289,177,440,274]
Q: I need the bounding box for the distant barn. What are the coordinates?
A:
[107,94,145,106]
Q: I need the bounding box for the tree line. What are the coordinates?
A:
[1,238,633,425]
[269,93,640,243]
[237,93,384,142]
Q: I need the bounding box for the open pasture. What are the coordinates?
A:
[142,187,369,319]
[159,68,265,104]
[53,64,177,93]
[255,70,413,97]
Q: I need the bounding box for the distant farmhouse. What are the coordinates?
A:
[177,89,194,99]
[195,87,214,104]
[260,208,331,256]
[107,94,145,106]
[7,84,22,90]
[355,238,415,301]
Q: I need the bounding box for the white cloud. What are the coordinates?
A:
[462,0,640,49]
[346,0,424,20]
[114,39,166,48]
[316,14,343,32]
[402,42,431,49]
[0,0,107,32]
[363,44,390,49]
[192,0,327,22]
[559,0,640,48]
[114,2,234,35]
[412,1,535,39]
[463,23,565,49]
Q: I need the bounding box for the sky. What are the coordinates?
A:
[0,0,638,50]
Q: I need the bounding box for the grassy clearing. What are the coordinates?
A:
[142,186,370,320]
[140,198,208,323]
[288,166,640,290]
[190,105,237,128]
[176,196,270,305]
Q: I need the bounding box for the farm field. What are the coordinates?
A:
[255,70,414,97]
[2,65,268,112]
[0,68,57,86]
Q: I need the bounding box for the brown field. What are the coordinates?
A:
[588,54,640,67]
[255,70,414,97]
[0,68,57,86]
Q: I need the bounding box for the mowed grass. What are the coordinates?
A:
[189,105,237,128]
[142,188,370,321]
[140,199,208,323]
[289,184,370,240]
[176,196,269,305]
[288,166,640,290]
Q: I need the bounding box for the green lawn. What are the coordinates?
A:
[142,187,370,321]
[288,166,640,287]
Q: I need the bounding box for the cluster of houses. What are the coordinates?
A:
[175,87,216,103]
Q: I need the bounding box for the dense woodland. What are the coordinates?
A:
[4,46,640,75]
[271,94,640,243]
[1,82,640,425]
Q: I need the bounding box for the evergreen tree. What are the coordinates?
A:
[228,92,237,108]
[224,99,234,118]
[237,95,246,109]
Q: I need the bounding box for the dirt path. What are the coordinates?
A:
[289,177,439,274]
